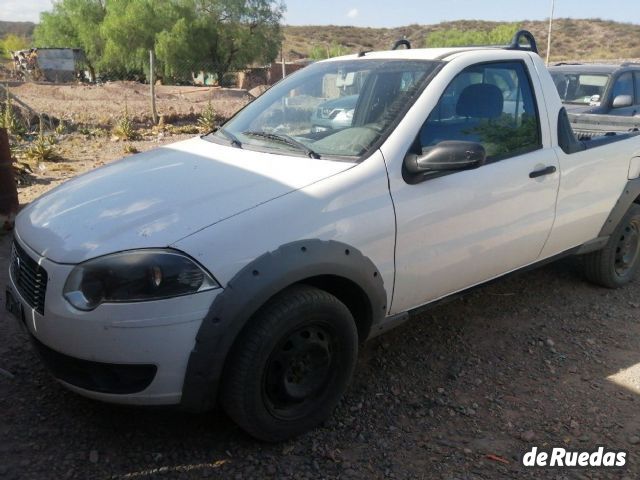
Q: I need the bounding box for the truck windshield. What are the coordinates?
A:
[550,72,611,105]
[207,59,441,159]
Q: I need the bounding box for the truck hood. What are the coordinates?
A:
[17,137,354,264]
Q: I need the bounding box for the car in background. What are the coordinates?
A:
[310,94,358,132]
[549,63,640,116]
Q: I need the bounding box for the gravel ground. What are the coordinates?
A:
[2,136,640,479]
[6,81,251,127]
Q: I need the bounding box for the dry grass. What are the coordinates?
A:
[283,19,640,62]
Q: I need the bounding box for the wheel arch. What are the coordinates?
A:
[599,177,640,237]
[180,239,387,412]
[300,274,374,341]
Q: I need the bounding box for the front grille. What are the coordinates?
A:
[318,107,332,119]
[10,241,48,315]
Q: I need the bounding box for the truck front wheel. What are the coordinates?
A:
[584,204,640,288]
[221,285,358,442]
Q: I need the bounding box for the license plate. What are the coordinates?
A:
[5,288,24,324]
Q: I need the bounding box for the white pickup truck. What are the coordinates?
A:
[6,32,640,441]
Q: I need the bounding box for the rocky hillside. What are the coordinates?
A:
[0,20,35,39]
[284,19,640,62]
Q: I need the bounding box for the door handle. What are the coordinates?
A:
[529,166,557,178]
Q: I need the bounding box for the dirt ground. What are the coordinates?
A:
[12,129,198,204]
[1,101,640,479]
[5,81,252,127]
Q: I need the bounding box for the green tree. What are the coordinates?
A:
[0,34,30,58]
[34,0,106,65]
[100,0,187,75]
[156,0,284,84]
[35,0,284,84]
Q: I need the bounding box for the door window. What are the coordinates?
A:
[419,61,542,161]
[634,73,640,105]
[612,72,633,99]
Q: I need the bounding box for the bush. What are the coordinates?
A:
[55,120,67,135]
[197,100,217,133]
[25,117,57,164]
[0,89,25,136]
[123,144,139,154]
[309,42,349,60]
[426,23,521,48]
[113,106,138,140]
[0,34,30,59]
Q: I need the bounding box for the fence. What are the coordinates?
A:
[0,50,313,130]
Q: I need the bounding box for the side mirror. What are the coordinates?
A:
[613,95,633,109]
[404,141,486,174]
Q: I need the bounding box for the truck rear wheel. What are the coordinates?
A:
[584,204,640,288]
[221,285,358,442]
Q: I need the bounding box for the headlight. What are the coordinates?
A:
[334,109,354,123]
[63,249,219,311]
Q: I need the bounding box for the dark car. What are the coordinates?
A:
[549,63,640,116]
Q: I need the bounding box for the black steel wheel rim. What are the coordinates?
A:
[615,219,640,276]
[263,323,335,420]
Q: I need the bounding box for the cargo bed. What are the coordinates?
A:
[568,113,640,140]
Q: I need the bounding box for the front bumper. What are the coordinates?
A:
[7,234,220,405]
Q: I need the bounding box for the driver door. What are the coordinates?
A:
[388,60,560,313]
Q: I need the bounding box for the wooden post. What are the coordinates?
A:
[149,50,158,125]
[0,128,18,231]
[281,44,286,80]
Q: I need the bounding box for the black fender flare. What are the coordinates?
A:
[180,239,387,411]
[599,177,640,237]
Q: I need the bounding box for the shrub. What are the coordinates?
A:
[197,100,217,133]
[113,105,138,140]
[426,23,521,48]
[0,88,25,136]
[55,120,67,135]
[123,144,139,154]
[25,117,57,164]
[309,42,349,60]
[171,125,200,135]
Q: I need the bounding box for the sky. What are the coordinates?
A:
[2,0,640,26]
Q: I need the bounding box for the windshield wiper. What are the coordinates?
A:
[216,128,242,148]
[243,131,320,159]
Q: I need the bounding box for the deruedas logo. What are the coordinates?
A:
[522,446,627,468]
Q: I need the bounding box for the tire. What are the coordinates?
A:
[220,285,358,442]
[584,204,640,288]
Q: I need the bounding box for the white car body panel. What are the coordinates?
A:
[173,151,397,309]
[387,147,560,313]
[16,137,353,264]
[539,143,638,258]
[8,234,220,404]
[380,51,563,312]
[530,55,640,257]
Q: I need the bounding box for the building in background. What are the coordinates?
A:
[11,48,91,83]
